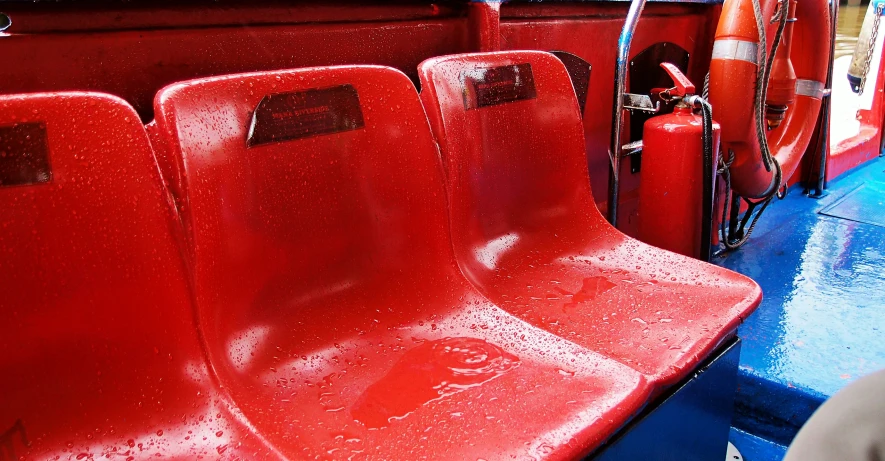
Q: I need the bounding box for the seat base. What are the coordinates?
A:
[593,339,741,460]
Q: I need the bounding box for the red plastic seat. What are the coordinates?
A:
[0,93,279,460]
[152,66,649,459]
[418,51,762,387]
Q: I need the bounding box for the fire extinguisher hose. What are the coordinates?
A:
[686,95,716,261]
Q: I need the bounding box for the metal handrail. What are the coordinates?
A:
[607,0,648,226]
[811,0,840,196]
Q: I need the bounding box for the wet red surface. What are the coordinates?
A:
[419,51,762,386]
[352,337,520,429]
[150,65,648,459]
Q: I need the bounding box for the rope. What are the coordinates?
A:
[751,0,788,176]
[858,2,884,95]
[750,0,772,171]
[719,150,782,250]
[702,71,710,100]
[717,0,789,253]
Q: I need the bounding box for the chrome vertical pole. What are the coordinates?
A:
[815,0,838,194]
[812,0,840,196]
[607,0,647,226]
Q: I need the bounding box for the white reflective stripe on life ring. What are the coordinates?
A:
[795,79,826,99]
[712,39,758,65]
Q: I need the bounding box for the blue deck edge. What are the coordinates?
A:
[729,427,788,461]
[733,367,825,446]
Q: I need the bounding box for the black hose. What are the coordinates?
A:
[699,99,715,261]
[685,96,716,261]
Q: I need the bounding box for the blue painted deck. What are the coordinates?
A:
[729,427,787,461]
[716,158,885,459]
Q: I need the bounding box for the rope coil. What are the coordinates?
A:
[717,0,789,253]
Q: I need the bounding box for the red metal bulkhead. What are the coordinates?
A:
[639,105,721,259]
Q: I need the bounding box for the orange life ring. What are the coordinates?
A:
[709,0,831,198]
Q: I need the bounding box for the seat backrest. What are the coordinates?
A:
[418,51,606,281]
[0,93,225,458]
[152,65,455,377]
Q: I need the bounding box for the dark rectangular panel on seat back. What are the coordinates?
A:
[417,51,608,283]
[0,93,276,459]
[418,51,603,243]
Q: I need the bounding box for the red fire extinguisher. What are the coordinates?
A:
[638,63,720,261]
